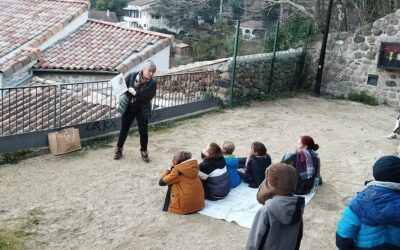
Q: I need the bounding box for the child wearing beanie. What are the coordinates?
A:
[246,163,305,250]
[336,155,400,250]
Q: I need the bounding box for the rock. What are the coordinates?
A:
[385,80,397,87]
[354,52,363,59]
[337,32,348,40]
[389,18,399,25]
[354,35,365,43]
[372,28,382,36]
[349,43,359,51]
[387,26,398,36]
[359,43,369,51]
[373,19,384,28]
[366,51,377,60]
[367,36,375,44]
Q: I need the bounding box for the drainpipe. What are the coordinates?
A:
[0,73,4,88]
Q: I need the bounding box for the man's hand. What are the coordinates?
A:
[128,87,136,96]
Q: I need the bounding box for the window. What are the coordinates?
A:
[151,15,160,19]
[367,74,379,86]
[125,10,139,18]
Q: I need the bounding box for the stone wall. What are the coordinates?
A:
[223,49,304,100]
[161,48,305,102]
[313,9,400,108]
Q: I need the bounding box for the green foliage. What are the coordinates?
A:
[265,14,316,52]
[0,150,34,165]
[192,24,235,61]
[347,91,379,106]
[0,218,39,250]
[148,120,177,132]
[229,0,244,20]
[230,90,297,108]
[96,0,128,18]
[363,0,400,23]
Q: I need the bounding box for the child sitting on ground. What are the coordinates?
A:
[281,135,321,195]
[246,163,305,250]
[199,143,231,200]
[159,151,205,214]
[238,141,272,188]
[336,155,400,250]
[222,141,241,188]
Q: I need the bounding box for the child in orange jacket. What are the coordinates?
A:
[159,151,205,214]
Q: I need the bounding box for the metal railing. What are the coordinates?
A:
[0,70,221,137]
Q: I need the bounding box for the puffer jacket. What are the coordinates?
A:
[224,155,241,188]
[336,181,400,249]
[159,159,205,214]
[118,72,157,119]
[199,156,230,199]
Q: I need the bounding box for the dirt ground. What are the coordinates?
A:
[0,95,399,250]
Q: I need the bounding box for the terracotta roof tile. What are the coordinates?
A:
[34,19,174,72]
[0,0,89,76]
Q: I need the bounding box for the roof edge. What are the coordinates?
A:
[87,19,175,40]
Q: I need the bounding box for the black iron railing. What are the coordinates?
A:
[0,71,221,137]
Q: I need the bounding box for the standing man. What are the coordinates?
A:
[114,60,157,162]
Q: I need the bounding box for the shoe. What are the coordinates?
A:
[141,151,150,163]
[386,133,396,139]
[114,147,123,160]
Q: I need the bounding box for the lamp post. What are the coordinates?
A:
[314,0,334,96]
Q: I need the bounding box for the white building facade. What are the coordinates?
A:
[123,0,172,31]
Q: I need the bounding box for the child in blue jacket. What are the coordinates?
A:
[336,155,400,250]
[222,141,241,188]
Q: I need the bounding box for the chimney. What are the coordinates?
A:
[107,9,110,16]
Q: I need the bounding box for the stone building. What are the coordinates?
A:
[312,9,400,108]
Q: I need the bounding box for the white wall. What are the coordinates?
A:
[125,46,170,76]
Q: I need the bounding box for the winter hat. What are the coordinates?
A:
[257,163,297,204]
[373,155,400,183]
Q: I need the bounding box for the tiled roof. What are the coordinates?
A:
[0,0,89,76]
[128,0,156,7]
[89,10,118,23]
[0,76,117,136]
[34,19,174,73]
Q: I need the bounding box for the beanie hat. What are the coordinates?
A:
[373,155,400,183]
[257,163,297,204]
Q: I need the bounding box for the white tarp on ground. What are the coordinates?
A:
[198,182,316,228]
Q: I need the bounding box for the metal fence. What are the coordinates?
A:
[0,70,221,137]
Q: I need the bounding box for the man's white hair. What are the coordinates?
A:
[143,60,156,71]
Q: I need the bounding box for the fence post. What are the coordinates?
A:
[292,21,311,90]
[268,20,280,93]
[229,20,240,108]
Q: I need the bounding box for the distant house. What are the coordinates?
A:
[33,19,174,83]
[89,10,118,23]
[123,0,176,32]
[240,21,266,40]
[0,0,89,88]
